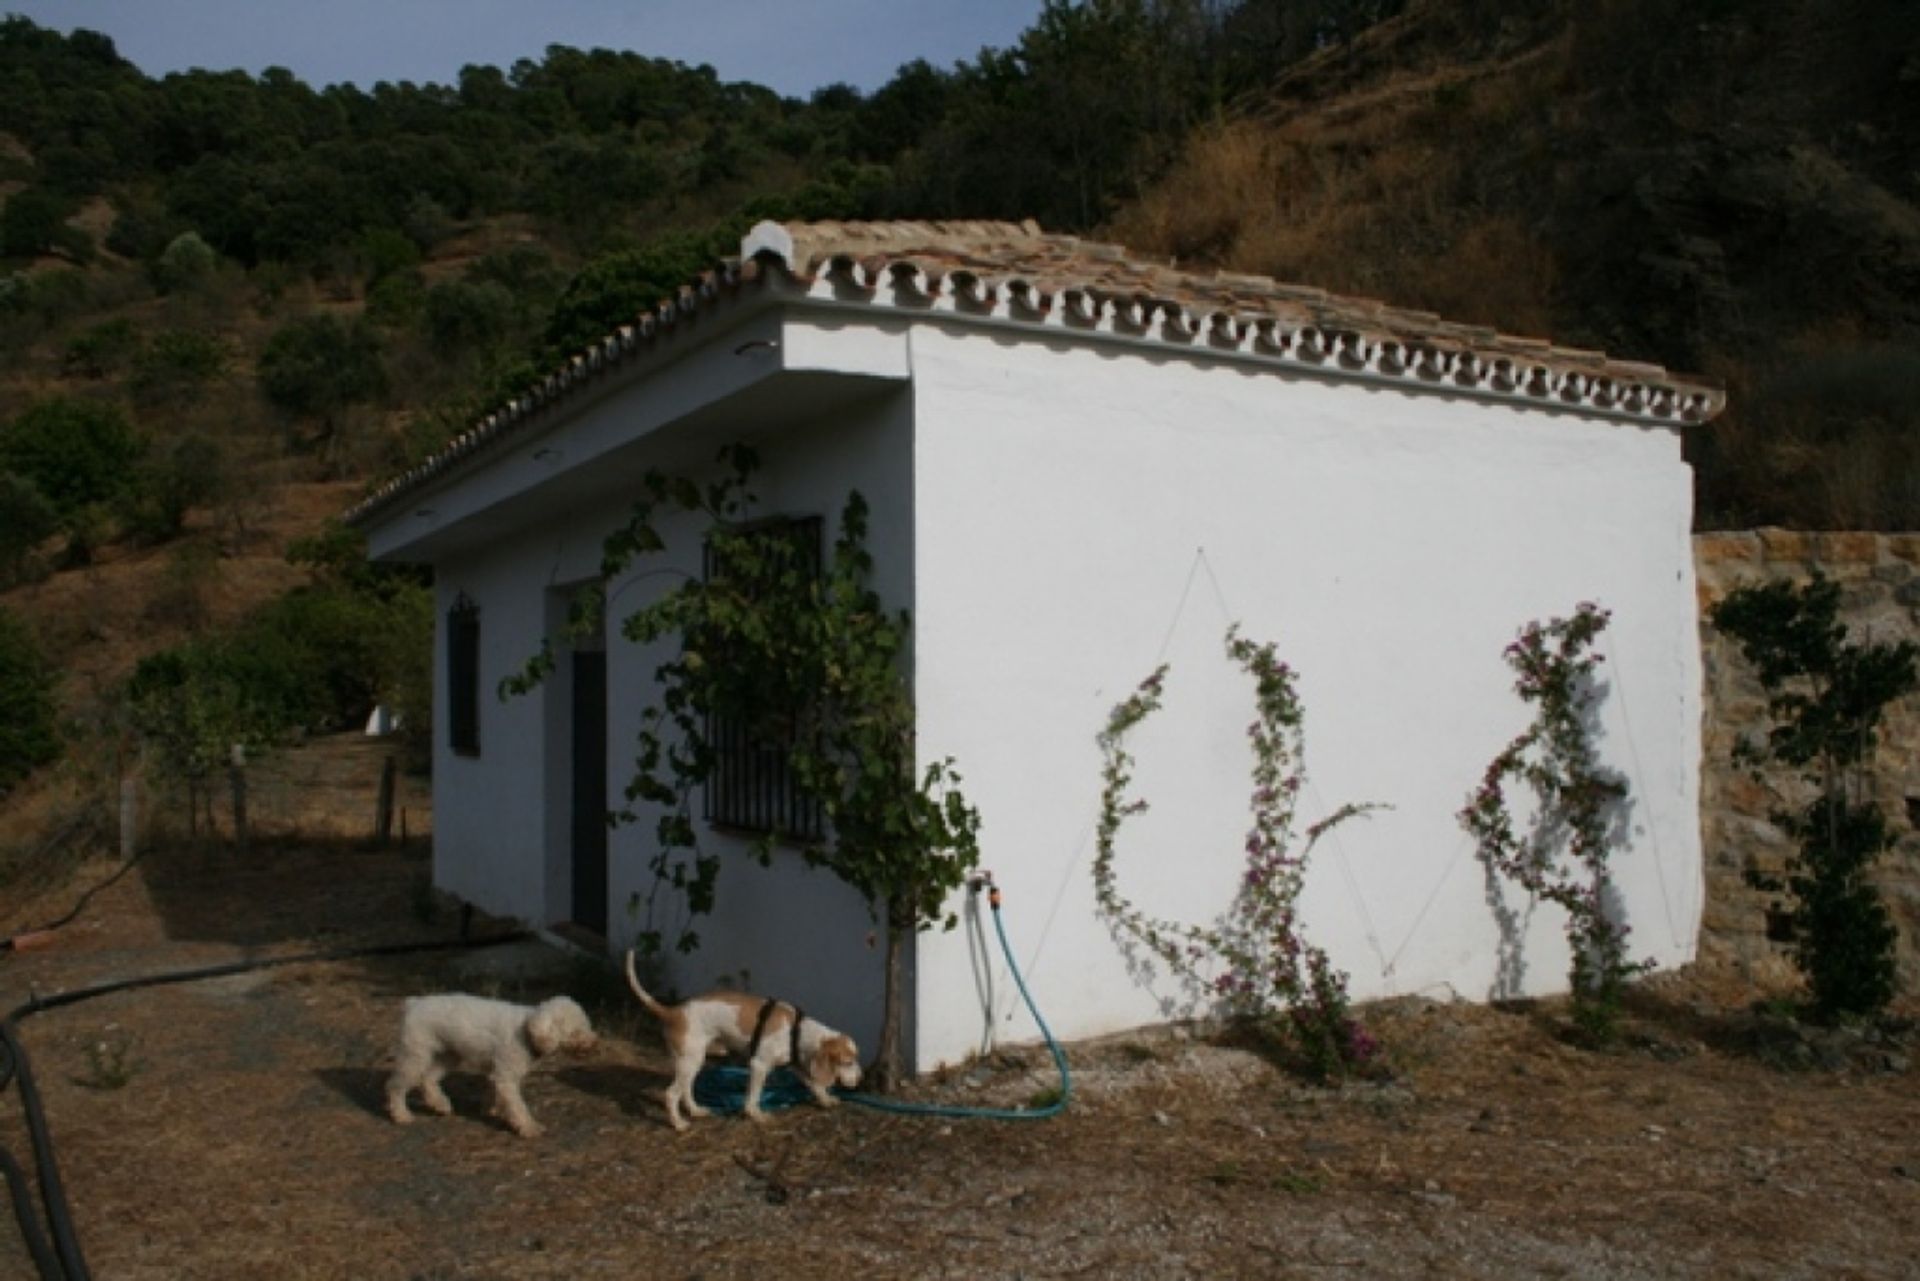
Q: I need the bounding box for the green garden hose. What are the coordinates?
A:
[695,875,1070,1120]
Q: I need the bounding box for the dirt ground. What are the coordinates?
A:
[2,842,1917,1281]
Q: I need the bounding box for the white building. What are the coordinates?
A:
[349,219,1724,1072]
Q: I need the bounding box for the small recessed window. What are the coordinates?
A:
[702,517,824,839]
[447,593,481,757]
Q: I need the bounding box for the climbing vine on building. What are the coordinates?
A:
[1460,602,1644,1044]
[1093,627,1379,1080]
[505,443,980,1090]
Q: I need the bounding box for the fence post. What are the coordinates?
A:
[374,755,397,847]
[228,743,249,854]
[119,776,139,860]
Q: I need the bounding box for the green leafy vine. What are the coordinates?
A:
[1093,627,1379,1079]
[1711,574,1918,1021]
[504,443,979,1089]
[1460,602,1644,1043]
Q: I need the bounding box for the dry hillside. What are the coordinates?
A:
[5,0,1919,871]
[1110,0,1920,527]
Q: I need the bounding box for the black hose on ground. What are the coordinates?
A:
[0,1019,86,1280]
[6,931,530,1022]
[0,1130,61,1278]
[0,850,146,956]
[0,929,533,1281]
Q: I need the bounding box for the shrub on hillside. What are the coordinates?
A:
[0,471,58,584]
[366,269,427,328]
[0,397,143,516]
[258,314,387,465]
[466,244,564,307]
[0,268,90,348]
[1,185,92,262]
[105,198,185,263]
[541,229,732,359]
[58,500,115,568]
[62,317,141,379]
[129,329,227,408]
[525,134,667,238]
[143,540,221,631]
[423,279,518,358]
[285,522,433,766]
[118,433,227,543]
[358,227,421,287]
[129,539,432,778]
[0,607,59,795]
[400,194,455,253]
[129,588,379,774]
[151,231,218,293]
[258,315,387,426]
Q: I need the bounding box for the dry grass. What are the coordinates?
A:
[1,833,1916,1280]
[1111,0,1920,530]
[8,480,356,676]
[0,476,365,876]
[1108,32,1567,343]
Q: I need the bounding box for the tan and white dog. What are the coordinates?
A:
[385,993,597,1138]
[624,950,862,1130]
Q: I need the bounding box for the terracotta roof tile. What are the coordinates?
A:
[347,219,1723,529]
[758,220,1720,401]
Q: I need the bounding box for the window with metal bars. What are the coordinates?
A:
[447,593,480,757]
[702,516,824,839]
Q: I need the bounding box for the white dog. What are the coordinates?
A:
[624,951,862,1131]
[385,993,596,1138]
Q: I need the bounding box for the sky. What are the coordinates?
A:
[4,0,1049,98]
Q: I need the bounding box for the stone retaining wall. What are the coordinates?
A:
[1695,531,1920,995]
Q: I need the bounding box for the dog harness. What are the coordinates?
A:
[746,998,806,1072]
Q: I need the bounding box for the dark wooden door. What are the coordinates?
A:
[569,650,608,935]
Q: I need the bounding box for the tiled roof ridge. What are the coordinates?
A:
[746,218,1723,416]
[347,218,1722,529]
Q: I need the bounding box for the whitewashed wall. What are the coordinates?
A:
[420,377,914,1055]
[430,552,552,921]
[392,301,1704,1078]
[907,325,1703,1070]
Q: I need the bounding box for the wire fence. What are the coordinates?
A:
[140,733,432,852]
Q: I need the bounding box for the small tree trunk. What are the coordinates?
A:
[866,896,912,1094]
